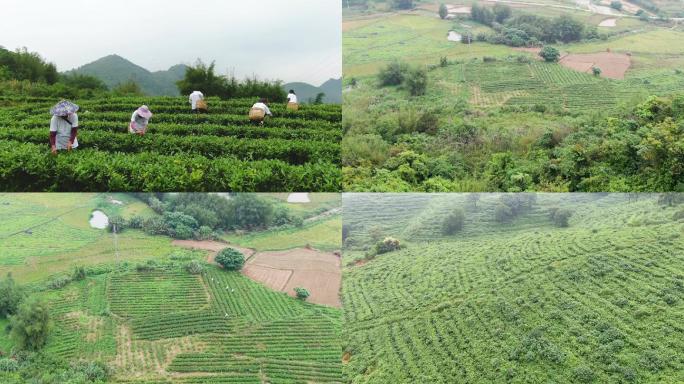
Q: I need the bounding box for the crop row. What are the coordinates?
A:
[9,120,340,141]
[0,141,341,191]
[0,128,339,165]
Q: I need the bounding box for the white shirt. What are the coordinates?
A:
[189,91,204,109]
[50,114,78,150]
[252,102,272,116]
[130,111,149,133]
[287,93,298,103]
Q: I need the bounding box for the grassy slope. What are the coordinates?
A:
[224,215,342,252]
[342,194,684,383]
[0,194,173,283]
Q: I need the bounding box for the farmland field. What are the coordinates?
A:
[341,193,684,383]
[0,193,344,383]
[0,96,341,191]
[343,0,684,192]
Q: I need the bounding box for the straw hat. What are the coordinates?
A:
[50,100,79,116]
[136,105,153,119]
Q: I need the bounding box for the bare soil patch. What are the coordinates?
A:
[599,18,617,27]
[172,240,255,264]
[244,248,341,307]
[559,52,631,79]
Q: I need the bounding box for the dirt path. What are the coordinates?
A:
[304,207,342,224]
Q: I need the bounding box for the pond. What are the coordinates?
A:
[448,31,462,42]
[89,210,109,229]
[287,193,310,203]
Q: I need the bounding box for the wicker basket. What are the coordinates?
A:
[249,108,266,121]
[196,99,208,110]
[286,102,299,111]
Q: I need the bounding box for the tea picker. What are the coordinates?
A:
[249,98,273,125]
[189,90,207,113]
[49,100,79,154]
[286,89,299,111]
[129,105,153,135]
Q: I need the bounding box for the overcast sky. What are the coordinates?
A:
[0,0,341,85]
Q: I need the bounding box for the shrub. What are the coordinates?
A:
[406,68,428,96]
[10,297,51,351]
[127,215,144,229]
[443,209,465,235]
[185,260,205,275]
[494,204,514,222]
[135,260,157,272]
[378,61,409,86]
[0,273,24,318]
[610,0,622,10]
[195,225,214,240]
[572,365,596,383]
[673,209,684,221]
[539,46,561,62]
[294,287,310,300]
[0,358,19,372]
[439,3,448,19]
[215,248,245,271]
[592,66,602,76]
[551,208,573,227]
[72,266,86,281]
[46,275,71,290]
[439,56,448,67]
[107,215,127,233]
[375,237,401,254]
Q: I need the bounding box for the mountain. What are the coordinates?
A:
[283,78,341,104]
[65,55,187,96]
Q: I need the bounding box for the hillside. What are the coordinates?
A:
[0,193,344,383]
[284,78,342,104]
[342,1,684,192]
[341,193,684,383]
[65,55,187,96]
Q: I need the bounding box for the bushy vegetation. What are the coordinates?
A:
[294,287,310,300]
[215,248,245,270]
[471,6,595,47]
[442,208,465,234]
[9,297,51,351]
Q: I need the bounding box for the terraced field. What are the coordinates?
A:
[0,96,341,191]
[342,193,684,383]
[36,265,342,383]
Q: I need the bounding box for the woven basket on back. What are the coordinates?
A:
[287,102,299,111]
[249,108,266,121]
[196,99,208,110]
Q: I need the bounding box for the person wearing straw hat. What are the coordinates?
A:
[249,98,272,125]
[286,90,299,111]
[49,100,79,154]
[129,105,153,135]
[189,90,205,113]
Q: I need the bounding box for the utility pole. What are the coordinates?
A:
[112,223,120,266]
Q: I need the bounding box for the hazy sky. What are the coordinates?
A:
[1,0,341,85]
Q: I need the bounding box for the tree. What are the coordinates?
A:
[466,194,481,209]
[610,0,622,10]
[176,59,231,98]
[539,46,561,62]
[493,3,512,23]
[112,80,144,96]
[494,204,514,223]
[406,68,428,96]
[10,297,51,351]
[378,61,409,86]
[0,273,24,318]
[552,15,584,43]
[443,209,465,235]
[592,66,602,76]
[215,248,245,271]
[227,194,274,230]
[439,4,448,19]
[294,287,310,300]
[313,92,326,104]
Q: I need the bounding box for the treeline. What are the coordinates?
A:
[0,47,111,98]
[469,5,600,47]
[109,193,303,240]
[176,60,286,102]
